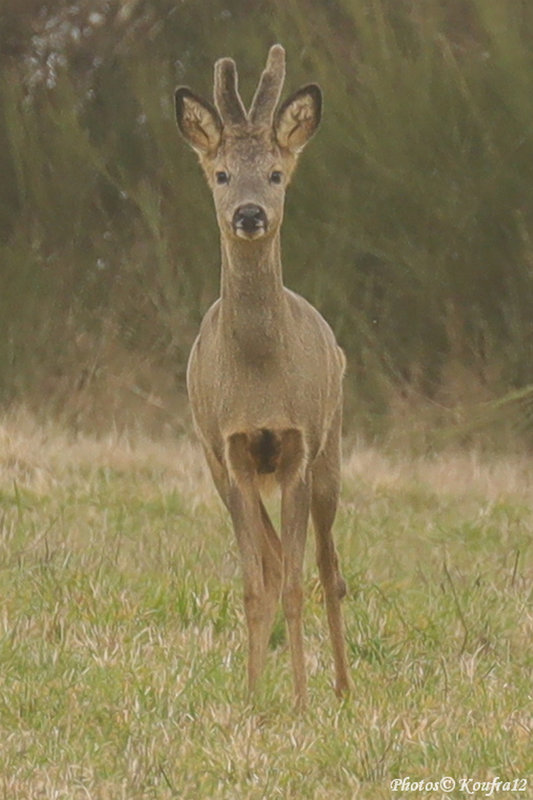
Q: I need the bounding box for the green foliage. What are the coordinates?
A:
[3,0,533,437]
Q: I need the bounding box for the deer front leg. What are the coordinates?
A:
[281,474,311,710]
[226,434,281,697]
[227,484,271,694]
[279,429,312,710]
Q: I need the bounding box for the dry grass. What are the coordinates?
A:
[0,408,210,496]
[4,407,533,501]
[0,411,531,799]
[345,445,533,503]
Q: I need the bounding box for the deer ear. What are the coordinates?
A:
[175,87,222,154]
[275,84,322,153]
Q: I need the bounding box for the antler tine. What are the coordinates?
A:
[249,44,286,126]
[214,57,247,126]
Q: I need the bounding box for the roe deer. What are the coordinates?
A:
[175,44,352,708]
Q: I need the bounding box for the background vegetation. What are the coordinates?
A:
[2,0,533,442]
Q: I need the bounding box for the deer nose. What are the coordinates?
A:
[232,204,267,235]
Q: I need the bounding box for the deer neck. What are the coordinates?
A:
[220,233,286,361]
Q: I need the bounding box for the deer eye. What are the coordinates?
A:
[270,170,283,184]
[215,171,230,185]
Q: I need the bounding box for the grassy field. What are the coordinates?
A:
[0,415,531,799]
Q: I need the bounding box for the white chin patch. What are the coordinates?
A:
[234,226,266,240]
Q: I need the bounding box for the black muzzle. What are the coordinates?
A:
[232,204,267,235]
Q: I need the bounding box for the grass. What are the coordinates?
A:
[0,415,531,799]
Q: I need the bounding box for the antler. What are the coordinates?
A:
[213,57,247,125]
[249,44,286,126]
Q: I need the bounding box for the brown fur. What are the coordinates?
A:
[175,45,352,709]
[249,429,281,475]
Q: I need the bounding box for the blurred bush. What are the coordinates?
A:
[2,0,533,441]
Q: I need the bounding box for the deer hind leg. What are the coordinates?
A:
[258,498,283,639]
[278,428,312,710]
[311,408,352,698]
[226,434,281,696]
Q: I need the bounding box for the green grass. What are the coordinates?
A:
[0,419,531,798]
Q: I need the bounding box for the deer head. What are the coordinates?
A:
[174,45,321,243]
